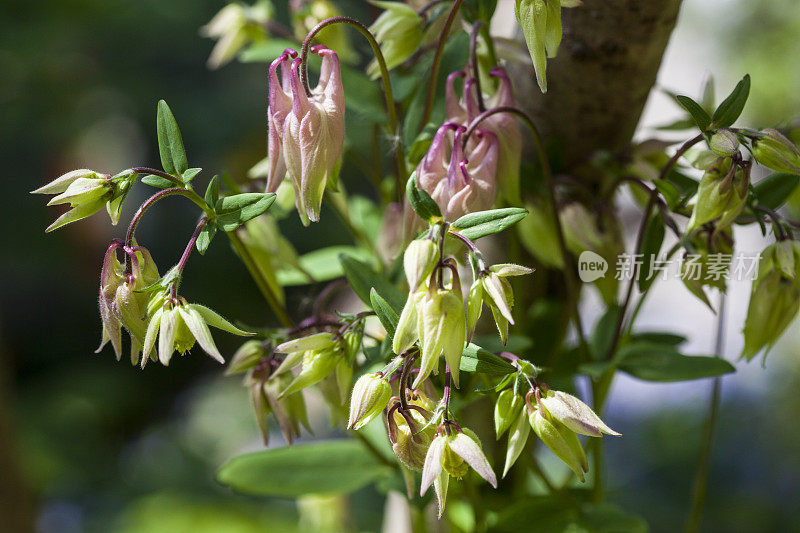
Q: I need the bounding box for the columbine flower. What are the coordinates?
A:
[141,296,252,368]
[445,67,522,203]
[97,242,160,365]
[246,355,311,445]
[272,332,344,397]
[267,46,345,225]
[421,427,497,518]
[32,169,134,231]
[367,0,424,78]
[687,157,750,232]
[466,263,534,344]
[267,49,298,193]
[348,372,391,430]
[386,401,435,471]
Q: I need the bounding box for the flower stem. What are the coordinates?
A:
[469,21,486,113]
[300,17,407,198]
[419,0,464,132]
[128,167,186,188]
[685,292,726,533]
[226,230,294,328]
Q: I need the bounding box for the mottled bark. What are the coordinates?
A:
[510,0,684,169]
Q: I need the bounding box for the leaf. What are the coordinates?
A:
[275,246,372,286]
[452,208,528,240]
[616,342,735,382]
[638,212,665,292]
[196,222,217,255]
[406,173,441,223]
[652,178,680,209]
[629,331,687,346]
[156,100,188,176]
[340,255,406,311]
[204,176,219,207]
[182,167,202,184]
[589,305,621,361]
[370,289,399,340]
[675,95,712,131]
[216,440,392,497]
[460,344,516,375]
[215,193,276,231]
[710,74,750,128]
[752,172,800,210]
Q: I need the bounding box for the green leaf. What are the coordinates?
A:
[652,178,681,209]
[629,331,686,346]
[156,100,188,176]
[370,288,399,340]
[141,174,177,189]
[406,173,441,222]
[616,342,735,382]
[216,440,392,497]
[182,167,202,184]
[275,246,371,286]
[340,255,406,311]
[589,305,621,361]
[460,344,516,375]
[752,172,800,210]
[451,207,528,240]
[638,212,665,292]
[204,176,219,207]
[676,95,712,131]
[196,222,217,255]
[710,74,750,128]
[215,193,276,232]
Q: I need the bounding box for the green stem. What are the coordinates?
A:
[226,230,294,328]
[419,0,464,132]
[300,17,407,198]
[685,292,726,532]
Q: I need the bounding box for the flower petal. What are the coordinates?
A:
[448,433,497,488]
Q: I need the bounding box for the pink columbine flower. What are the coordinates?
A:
[266,45,344,225]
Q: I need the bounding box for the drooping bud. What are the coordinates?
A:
[367,1,424,78]
[267,49,298,193]
[494,389,524,438]
[348,372,391,430]
[278,340,342,397]
[688,157,749,231]
[466,279,483,340]
[709,129,739,157]
[502,407,531,477]
[404,238,438,291]
[227,340,268,375]
[538,389,620,437]
[201,1,272,70]
[393,290,424,355]
[529,406,587,482]
[414,288,466,389]
[752,128,800,175]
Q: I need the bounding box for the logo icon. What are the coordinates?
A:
[578,251,608,282]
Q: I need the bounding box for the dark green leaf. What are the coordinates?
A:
[589,305,621,361]
[452,208,528,240]
[204,176,219,207]
[676,95,712,131]
[460,344,515,375]
[473,334,533,355]
[711,74,750,128]
[638,213,665,292]
[652,178,680,209]
[215,193,276,232]
[406,173,441,222]
[216,440,392,497]
[196,222,217,255]
[616,342,735,382]
[629,331,687,346]
[156,100,188,176]
[370,288,399,340]
[752,172,800,210]
[340,255,406,311]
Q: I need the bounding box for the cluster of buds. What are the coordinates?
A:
[32,169,135,232]
[467,262,534,345]
[741,240,800,361]
[394,236,467,388]
[228,341,311,444]
[687,152,751,233]
[267,46,344,225]
[496,384,619,480]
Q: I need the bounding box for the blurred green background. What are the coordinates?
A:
[2,0,799,532]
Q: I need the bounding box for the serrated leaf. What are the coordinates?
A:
[215,193,276,231]
[616,342,735,382]
[406,173,441,222]
[676,95,712,131]
[216,440,392,497]
[156,100,188,176]
[752,172,800,210]
[340,255,406,311]
[370,288,399,340]
[710,74,750,128]
[452,208,528,241]
[460,344,516,375]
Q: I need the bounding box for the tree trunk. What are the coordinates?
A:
[510,0,684,170]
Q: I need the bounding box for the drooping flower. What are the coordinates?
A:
[272,331,344,397]
[348,372,391,430]
[266,46,345,225]
[466,263,534,344]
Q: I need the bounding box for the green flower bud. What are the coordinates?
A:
[741,242,800,361]
[502,408,531,477]
[688,157,749,231]
[348,372,391,430]
[752,129,800,175]
[279,343,341,398]
[414,289,466,388]
[393,290,423,355]
[404,238,438,291]
[529,407,587,482]
[466,280,483,340]
[709,130,739,157]
[538,389,620,437]
[494,389,525,438]
[515,0,549,92]
[367,1,424,78]
[226,340,267,375]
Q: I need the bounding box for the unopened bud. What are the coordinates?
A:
[752,129,800,175]
[404,238,438,291]
[538,389,620,437]
[709,130,739,157]
[279,344,341,397]
[529,407,587,482]
[348,372,391,430]
[494,389,524,438]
